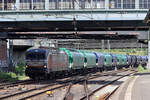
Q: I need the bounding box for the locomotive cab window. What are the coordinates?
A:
[26,52,46,60]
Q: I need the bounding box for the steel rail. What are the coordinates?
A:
[0,69,130,100]
[0,79,34,89]
[19,70,129,100]
[80,71,137,100]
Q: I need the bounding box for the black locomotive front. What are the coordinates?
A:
[25,49,49,79]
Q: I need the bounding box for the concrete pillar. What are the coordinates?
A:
[135,0,139,9]
[148,41,150,69]
[8,40,14,70]
[45,0,49,10]
[148,29,150,69]
[105,0,109,9]
[16,0,20,10]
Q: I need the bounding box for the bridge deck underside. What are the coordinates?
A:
[0,20,147,39]
[6,32,137,39]
[0,20,147,32]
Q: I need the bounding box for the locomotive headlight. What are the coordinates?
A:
[26,65,28,68]
[44,65,47,68]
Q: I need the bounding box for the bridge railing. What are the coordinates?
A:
[0,0,149,11]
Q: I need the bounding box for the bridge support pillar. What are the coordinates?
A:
[148,40,150,69]
[0,40,8,72]
[148,29,150,69]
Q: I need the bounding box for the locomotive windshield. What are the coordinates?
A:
[26,52,46,60]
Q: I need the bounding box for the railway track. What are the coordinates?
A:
[0,79,35,90]
[29,69,135,100]
[80,70,136,100]
[60,69,136,100]
[0,69,134,100]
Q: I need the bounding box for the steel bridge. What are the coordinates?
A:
[0,0,149,39]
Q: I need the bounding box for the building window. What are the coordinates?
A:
[77,0,91,9]
[49,0,61,9]
[4,0,16,10]
[49,0,56,9]
[123,0,135,9]
[0,0,2,10]
[109,0,121,9]
[61,0,73,9]
[20,0,32,10]
[85,0,91,8]
[33,0,45,10]
[93,0,105,9]
[139,0,150,9]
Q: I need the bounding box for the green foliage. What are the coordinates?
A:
[138,64,147,72]
[0,62,27,82]
[15,62,26,76]
[91,48,148,56]
[0,70,17,81]
[8,72,17,78]
[17,75,29,80]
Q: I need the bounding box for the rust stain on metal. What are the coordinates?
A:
[98,92,110,100]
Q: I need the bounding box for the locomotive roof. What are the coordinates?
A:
[27,48,49,53]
